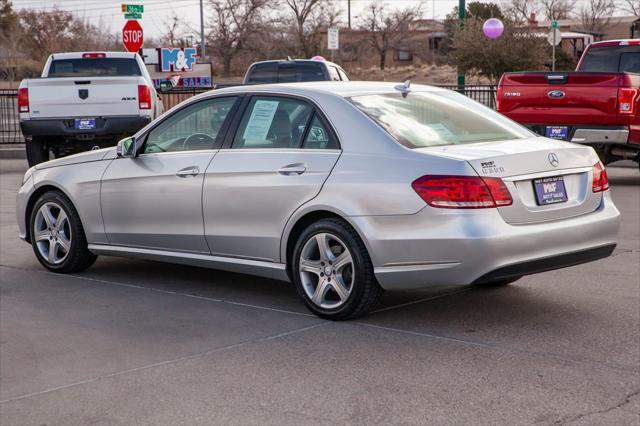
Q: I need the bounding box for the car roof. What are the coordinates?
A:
[248,59,344,69]
[588,39,640,48]
[50,52,138,60]
[212,81,446,99]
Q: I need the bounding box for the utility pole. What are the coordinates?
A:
[348,0,351,29]
[457,0,465,88]
[199,0,206,59]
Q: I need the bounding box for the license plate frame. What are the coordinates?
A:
[74,118,96,130]
[545,125,569,140]
[533,176,568,206]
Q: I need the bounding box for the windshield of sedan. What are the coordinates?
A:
[350,91,531,148]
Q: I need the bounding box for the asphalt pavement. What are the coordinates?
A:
[0,159,638,425]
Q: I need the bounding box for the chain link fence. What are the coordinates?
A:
[0,85,497,144]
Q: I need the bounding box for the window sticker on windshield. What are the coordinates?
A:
[426,123,455,139]
[242,100,279,142]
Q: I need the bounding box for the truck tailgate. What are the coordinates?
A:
[498,72,619,125]
[26,76,142,119]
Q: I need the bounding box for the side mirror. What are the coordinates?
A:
[116,137,137,158]
[159,81,173,93]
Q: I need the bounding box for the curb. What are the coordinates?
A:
[0,146,26,160]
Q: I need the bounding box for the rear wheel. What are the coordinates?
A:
[30,190,97,273]
[26,137,48,167]
[292,218,382,320]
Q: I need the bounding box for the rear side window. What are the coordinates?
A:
[246,63,277,84]
[328,66,341,81]
[233,96,313,148]
[350,91,530,148]
[48,58,141,77]
[337,68,349,81]
[277,64,325,82]
[579,45,640,72]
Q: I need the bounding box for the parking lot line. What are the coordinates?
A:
[370,288,471,314]
[0,322,329,405]
[0,264,316,318]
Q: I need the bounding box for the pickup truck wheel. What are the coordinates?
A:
[26,137,48,167]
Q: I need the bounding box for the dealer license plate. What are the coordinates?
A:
[533,176,568,205]
[545,126,568,140]
[74,118,96,130]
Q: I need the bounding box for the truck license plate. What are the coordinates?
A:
[533,176,568,205]
[545,126,568,140]
[74,118,96,130]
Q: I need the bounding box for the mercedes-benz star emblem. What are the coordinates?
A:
[548,152,559,167]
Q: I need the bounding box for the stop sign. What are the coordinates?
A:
[122,20,143,52]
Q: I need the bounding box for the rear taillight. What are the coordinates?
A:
[138,84,151,110]
[82,52,106,59]
[496,85,503,111]
[618,87,637,114]
[592,162,609,193]
[18,88,29,112]
[411,175,513,209]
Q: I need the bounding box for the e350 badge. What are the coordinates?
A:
[480,160,504,174]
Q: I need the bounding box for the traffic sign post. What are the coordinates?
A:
[121,4,144,14]
[328,28,339,62]
[547,27,561,72]
[122,20,144,52]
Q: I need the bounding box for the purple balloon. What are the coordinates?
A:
[483,18,504,39]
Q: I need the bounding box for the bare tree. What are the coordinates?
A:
[207,0,267,77]
[158,13,192,47]
[502,0,539,23]
[622,0,640,16]
[538,0,577,20]
[282,0,340,57]
[358,1,423,71]
[578,0,615,35]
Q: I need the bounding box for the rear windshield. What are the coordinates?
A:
[47,58,141,77]
[246,62,326,84]
[579,45,640,73]
[350,91,531,148]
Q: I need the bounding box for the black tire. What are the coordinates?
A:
[291,218,383,320]
[29,190,97,273]
[26,137,49,167]
[477,276,522,287]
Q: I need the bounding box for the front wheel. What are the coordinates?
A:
[292,218,383,320]
[30,190,97,273]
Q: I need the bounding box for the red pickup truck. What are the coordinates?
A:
[497,39,640,168]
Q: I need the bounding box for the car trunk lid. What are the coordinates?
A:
[415,137,602,224]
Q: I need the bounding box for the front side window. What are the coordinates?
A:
[350,91,531,148]
[143,97,237,154]
[233,97,313,149]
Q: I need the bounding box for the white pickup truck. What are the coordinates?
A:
[19,51,164,166]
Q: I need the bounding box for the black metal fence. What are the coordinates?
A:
[0,84,497,144]
[0,89,24,144]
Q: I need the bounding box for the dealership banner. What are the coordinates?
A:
[142,47,213,88]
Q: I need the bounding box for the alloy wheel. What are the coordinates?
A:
[33,202,72,265]
[299,232,354,309]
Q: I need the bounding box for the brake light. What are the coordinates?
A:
[18,88,29,112]
[138,84,151,110]
[82,52,106,59]
[411,175,513,209]
[592,162,609,193]
[496,84,503,111]
[618,87,637,114]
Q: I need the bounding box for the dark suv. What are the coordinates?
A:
[243,59,349,84]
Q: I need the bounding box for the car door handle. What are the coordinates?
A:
[278,164,307,176]
[176,166,200,177]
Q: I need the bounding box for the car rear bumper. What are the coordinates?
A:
[351,191,620,290]
[20,116,151,139]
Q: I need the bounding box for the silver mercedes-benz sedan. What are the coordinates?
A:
[16,82,620,319]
